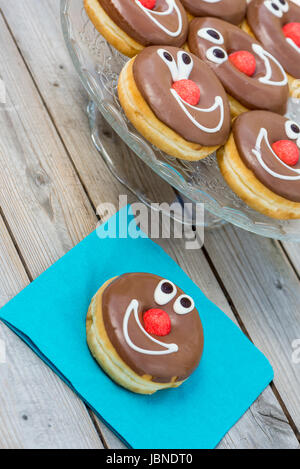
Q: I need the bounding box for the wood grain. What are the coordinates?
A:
[0,14,97,272]
[202,225,300,436]
[281,242,300,279]
[0,0,177,210]
[0,8,108,448]
[0,0,124,209]
[144,221,299,449]
[0,215,103,449]
[0,1,168,449]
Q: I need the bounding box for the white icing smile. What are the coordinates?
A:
[252,128,300,180]
[286,37,300,54]
[198,28,288,87]
[157,48,225,133]
[252,44,288,86]
[170,91,225,133]
[135,0,182,37]
[123,299,178,355]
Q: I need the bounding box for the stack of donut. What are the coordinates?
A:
[84,0,300,220]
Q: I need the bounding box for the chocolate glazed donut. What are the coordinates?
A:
[234,112,300,202]
[133,46,230,145]
[218,111,300,219]
[118,45,231,160]
[84,0,188,57]
[181,0,247,25]
[86,273,204,394]
[101,0,188,46]
[246,0,300,81]
[188,17,289,116]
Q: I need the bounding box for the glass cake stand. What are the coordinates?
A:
[61,0,300,241]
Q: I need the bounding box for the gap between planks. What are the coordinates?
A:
[0,207,33,282]
[0,8,99,218]
[201,242,300,443]
[0,214,104,449]
[0,8,117,448]
[178,189,300,443]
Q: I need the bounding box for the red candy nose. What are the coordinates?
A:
[138,0,156,9]
[229,51,256,77]
[283,22,300,47]
[272,140,299,166]
[172,79,200,106]
[143,308,171,337]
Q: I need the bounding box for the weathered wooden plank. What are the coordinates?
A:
[202,225,300,437]
[0,215,103,449]
[0,19,97,273]
[158,231,299,449]
[0,1,161,449]
[0,10,112,449]
[281,242,300,279]
[94,422,127,450]
[0,0,177,211]
[0,0,124,209]
[1,0,298,449]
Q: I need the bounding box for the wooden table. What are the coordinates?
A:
[0,0,300,449]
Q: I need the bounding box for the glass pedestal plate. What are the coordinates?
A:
[61,0,300,241]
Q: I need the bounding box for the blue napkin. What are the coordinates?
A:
[0,205,273,449]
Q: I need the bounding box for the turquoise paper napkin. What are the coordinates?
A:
[0,205,273,449]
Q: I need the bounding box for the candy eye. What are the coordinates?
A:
[285,120,300,140]
[206,46,228,64]
[154,279,177,306]
[157,48,179,81]
[278,0,289,12]
[158,48,174,64]
[198,27,224,45]
[177,51,194,80]
[264,1,283,17]
[163,52,173,62]
[173,295,195,315]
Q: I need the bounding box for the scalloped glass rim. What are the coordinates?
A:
[61,0,300,241]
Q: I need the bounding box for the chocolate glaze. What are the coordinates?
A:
[233,111,300,202]
[247,0,300,79]
[133,46,231,146]
[181,0,247,25]
[188,17,289,114]
[102,273,204,383]
[98,0,188,47]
